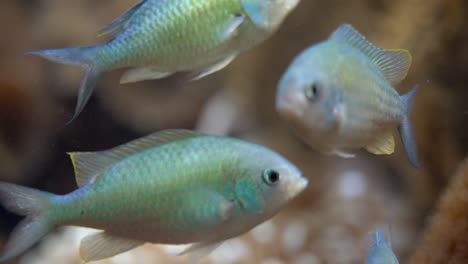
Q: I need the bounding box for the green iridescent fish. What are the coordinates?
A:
[0,129,307,263]
[28,0,300,123]
[276,24,420,168]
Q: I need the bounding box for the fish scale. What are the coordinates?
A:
[105,0,241,68]
[66,144,212,220]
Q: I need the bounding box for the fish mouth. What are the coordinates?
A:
[287,177,308,198]
[276,94,305,120]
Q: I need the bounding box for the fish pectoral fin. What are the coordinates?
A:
[79,231,144,262]
[70,130,205,187]
[221,14,245,41]
[189,55,237,81]
[329,24,412,84]
[178,241,223,264]
[98,1,145,37]
[188,188,235,224]
[120,67,173,84]
[365,133,395,155]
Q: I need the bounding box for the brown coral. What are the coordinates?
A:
[409,159,468,264]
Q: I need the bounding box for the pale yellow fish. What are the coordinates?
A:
[276,24,420,168]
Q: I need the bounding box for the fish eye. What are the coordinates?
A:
[263,169,280,185]
[304,83,319,101]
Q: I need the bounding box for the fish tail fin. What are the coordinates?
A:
[0,183,57,262]
[399,84,421,168]
[26,46,106,124]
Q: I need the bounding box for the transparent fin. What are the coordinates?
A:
[330,24,412,84]
[399,85,421,168]
[98,1,145,37]
[365,132,395,155]
[186,188,235,226]
[329,149,356,158]
[69,129,205,187]
[0,183,54,262]
[79,232,144,262]
[26,46,104,124]
[220,14,245,41]
[120,67,173,84]
[190,55,237,81]
[179,241,223,264]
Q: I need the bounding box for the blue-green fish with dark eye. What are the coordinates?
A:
[28,0,300,123]
[0,129,307,263]
[365,227,399,264]
[276,24,420,168]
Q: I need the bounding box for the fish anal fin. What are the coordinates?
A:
[120,67,173,84]
[190,55,237,81]
[365,133,395,155]
[70,129,205,187]
[79,231,144,262]
[98,1,145,37]
[178,241,223,264]
[330,24,412,84]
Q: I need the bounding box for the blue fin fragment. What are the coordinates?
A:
[399,85,421,168]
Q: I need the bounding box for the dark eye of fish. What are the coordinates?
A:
[304,83,319,101]
[263,169,280,185]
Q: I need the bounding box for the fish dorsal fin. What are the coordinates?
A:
[375,229,385,244]
[98,1,145,37]
[69,129,205,187]
[365,132,395,155]
[330,24,412,84]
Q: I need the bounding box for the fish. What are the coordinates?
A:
[365,227,399,264]
[276,23,421,168]
[27,0,301,123]
[0,129,307,263]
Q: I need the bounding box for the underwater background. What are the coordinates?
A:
[0,0,468,263]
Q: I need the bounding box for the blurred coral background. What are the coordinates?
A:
[0,0,468,263]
